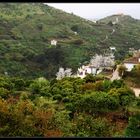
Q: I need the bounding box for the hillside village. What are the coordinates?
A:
[56,48,140,97]
[55,13,140,98]
[0,3,140,137]
[56,46,140,79]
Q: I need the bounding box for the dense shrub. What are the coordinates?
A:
[53,94,62,102]
[109,87,135,107]
[75,92,120,114]
[0,87,10,98]
[72,113,112,137]
[125,114,140,137]
[29,77,50,96]
[111,79,125,88]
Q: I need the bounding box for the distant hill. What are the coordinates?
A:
[99,14,138,23]
[0,3,140,79]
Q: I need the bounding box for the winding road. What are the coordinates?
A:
[102,28,115,42]
[130,87,140,97]
[111,29,115,35]
[111,65,121,81]
[110,65,140,97]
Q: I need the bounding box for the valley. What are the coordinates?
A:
[0,3,139,137]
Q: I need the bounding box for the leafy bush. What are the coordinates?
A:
[0,87,9,98]
[53,94,62,102]
[125,114,140,137]
[29,77,50,95]
[109,87,135,107]
[84,74,96,83]
[72,113,112,137]
[75,92,120,113]
[94,81,104,91]
[62,97,70,103]
[103,80,112,92]
[111,79,125,88]
[81,83,95,92]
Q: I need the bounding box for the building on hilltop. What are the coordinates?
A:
[114,13,124,16]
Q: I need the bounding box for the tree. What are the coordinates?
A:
[109,87,135,107]
[0,87,10,98]
[102,80,112,92]
[72,113,112,137]
[125,114,140,137]
[90,54,114,74]
[56,67,65,80]
[84,74,96,83]
[75,92,120,114]
[108,21,113,26]
[29,77,50,96]
[111,79,125,88]
[90,54,103,69]
[132,64,140,77]
[56,67,72,80]
[103,56,114,67]
[11,77,26,91]
[64,68,72,77]
[118,65,127,77]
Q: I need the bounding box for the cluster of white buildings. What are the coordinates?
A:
[123,51,140,71]
[77,65,102,79]
[76,53,115,79]
[76,50,140,79]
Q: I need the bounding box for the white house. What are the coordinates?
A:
[51,40,57,46]
[116,17,119,23]
[112,18,119,25]
[74,32,77,35]
[77,65,102,79]
[129,48,135,54]
[123,54,140,71]
[91,20,96,23]
[4,71,8,75]
[110,47,116,51]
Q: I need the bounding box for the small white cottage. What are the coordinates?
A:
[77,65,102,79]
[123,54,140,71]
[74,32,77,35]
[51,40,57,46]
[110,47,116,51]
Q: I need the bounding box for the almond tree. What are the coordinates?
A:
[90,54,103,68]
[103,56,114,67]
[90,54,114,68]
[56,67,72,80]
[65,68,72,77]
[56,67,65,80]
[118,65,127,77]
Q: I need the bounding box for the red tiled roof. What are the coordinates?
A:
[123,57,140,64]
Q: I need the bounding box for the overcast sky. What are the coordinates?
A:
[46,3,140,20]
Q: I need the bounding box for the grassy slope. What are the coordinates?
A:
[0,3,139,78]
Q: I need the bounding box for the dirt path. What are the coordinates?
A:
[130,87,140,97]
[111,29,115,35]
[111,65,121,81]
[102,28,115,42]
[102,35,108,42]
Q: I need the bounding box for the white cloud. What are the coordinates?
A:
[45,3,140,20]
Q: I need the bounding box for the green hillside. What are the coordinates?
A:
[0,3,139,79]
